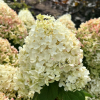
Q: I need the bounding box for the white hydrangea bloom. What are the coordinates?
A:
[18,9,35,32]
[17,14,90,97]
[0,64,18,98]
[57,14,76,32]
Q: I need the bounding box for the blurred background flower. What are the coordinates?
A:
[18,8,35,33]
[76,18,100,99]
[0,1,27,48]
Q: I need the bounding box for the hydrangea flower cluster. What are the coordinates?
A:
[0,1,27,46]
[76,18,100,98]
[0,64,18,98]
[57,14,76,33]
[18,9,35,32]
[76,18,100,70]
[0,37,18,67]
[16,14,90,97]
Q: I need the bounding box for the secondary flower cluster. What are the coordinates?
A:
[76,18,100,70]
[57,14,76,33]
[0,64,18,98]
[76,18,100,98]
[0,1,27,46]
[16,14,90,97]
[18,9,35,32]
[0,37,18,67]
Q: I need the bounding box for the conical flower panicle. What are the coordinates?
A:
[76,18,100,70]
[0,1,27,46]
[16,14,90,97]
[76,18,100,99]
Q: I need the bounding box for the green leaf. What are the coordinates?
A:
[58,87,64,99]
[33,81,85,100]
[58,87,85,100]
[82,90,93,98]
[67,91,85,100]
[63,92,71,100]
[33,81,58,100]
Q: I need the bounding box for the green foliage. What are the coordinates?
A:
[33,81,58,100]
[33,81,85,100]
[8,2,29,11]
[4,1,30,13]
[82,90,93,98]
[58,87,85,100]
